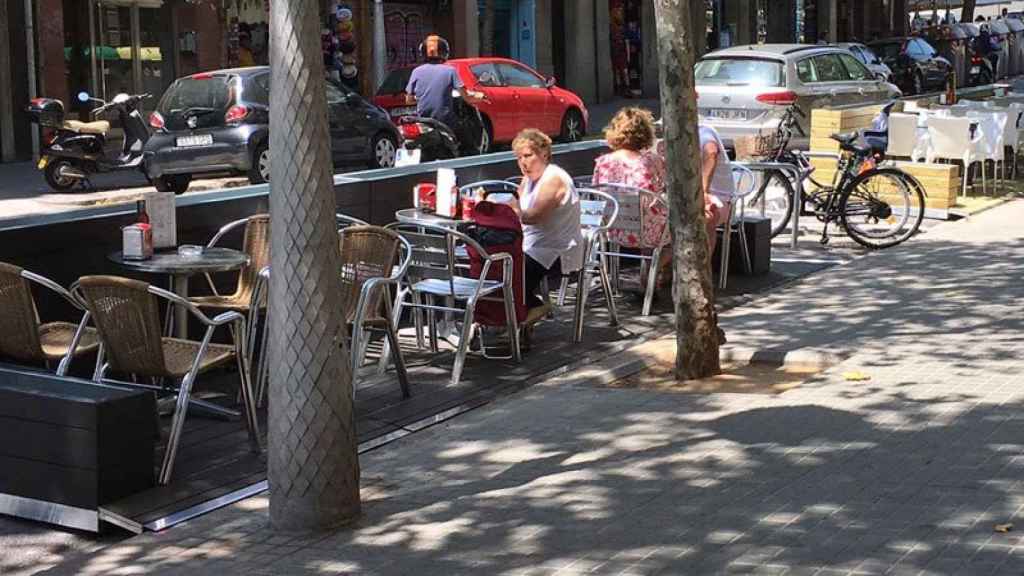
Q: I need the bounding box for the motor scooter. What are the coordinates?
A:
[397,93,488,162]
[26,91,151,191]
[967,54,995,87]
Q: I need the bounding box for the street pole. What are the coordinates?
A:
[0,0,15,162]
[373,0,386,91]
[25,0,39,160]
[267,0,361,532]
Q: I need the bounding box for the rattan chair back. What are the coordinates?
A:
[338,226,401,323]
[0,262,43,362]
[77,275,169,377]
[234,214,270,306]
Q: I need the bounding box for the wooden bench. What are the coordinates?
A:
[0,364,155,532]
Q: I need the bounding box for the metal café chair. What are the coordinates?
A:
[190,214,269,366]
[588,182,669,316]
[249,212,369,406]
[0,262,99,376]
[717,165,758,291]
[565,188,620,342]
[385,221,521,386]
[339,225,411,399]
[72,275,261,485]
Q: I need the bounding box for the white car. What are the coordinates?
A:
[696,44,902,149]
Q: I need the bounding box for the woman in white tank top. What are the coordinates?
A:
[507,129,583,309]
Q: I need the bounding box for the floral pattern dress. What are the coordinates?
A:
[592,149,668,249]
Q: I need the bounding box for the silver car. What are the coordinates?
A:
[836,42,894,83]
[695,44,902,148]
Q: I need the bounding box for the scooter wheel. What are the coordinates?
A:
[44,159,78,192]
[153,174,192,195]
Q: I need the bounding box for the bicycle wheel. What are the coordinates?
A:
[746,169,793,238]
[840,167,925,249]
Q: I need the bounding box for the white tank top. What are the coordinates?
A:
[520,164,584,272]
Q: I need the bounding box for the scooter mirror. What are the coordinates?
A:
[77,91,90,103]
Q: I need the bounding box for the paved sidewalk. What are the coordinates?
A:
[36,202,1024,575]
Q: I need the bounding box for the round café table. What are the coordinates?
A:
[108,247,249,338]
[394,207,469,228]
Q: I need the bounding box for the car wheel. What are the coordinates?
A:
[370,132,398,168]
[913,71,925,95]
[249,143,269,184]
[153,174,192,195]
[559,109,585,143]
[44,159,78,192]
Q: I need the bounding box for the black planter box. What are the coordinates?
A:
[714,216,772,276]
[0,365,155,531]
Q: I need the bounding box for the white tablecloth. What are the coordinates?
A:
[907,108,1006,163]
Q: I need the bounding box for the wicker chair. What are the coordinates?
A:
[0,262,99,375]
[191,214,270,316]
[339,226,411,398]
[73,275,261,485]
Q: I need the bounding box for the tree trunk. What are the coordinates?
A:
[481,0,496,56]
[268,0,361,531]
[652,0,721,381]
[961,0,976,24]
[689,0,707,57]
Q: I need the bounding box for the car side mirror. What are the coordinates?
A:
[77,91,90,103]
[545,76,556,88]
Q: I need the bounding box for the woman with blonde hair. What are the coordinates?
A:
[591,107,669,283]
[504,128,583,312]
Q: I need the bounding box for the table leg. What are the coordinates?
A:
[173,274,189,338]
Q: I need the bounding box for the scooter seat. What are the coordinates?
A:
[62,120,110,135]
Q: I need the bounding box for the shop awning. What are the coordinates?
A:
[115,46,162,61]
[63,46,162,61]
[64,46,120,61]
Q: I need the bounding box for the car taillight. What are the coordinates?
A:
[225,105,249,124]
[29,97,47,107]
[149,111,164,130]
[400,123,422,139]
[191,72,213,80]
[755,91,798,105]
[971,55,982,64]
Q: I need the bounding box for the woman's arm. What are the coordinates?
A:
[700,140,719,196]
[518,175,567,225]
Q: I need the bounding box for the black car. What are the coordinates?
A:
[144,66,400,193]
[867,37,952,96]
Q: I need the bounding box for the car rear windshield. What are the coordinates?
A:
[377,68,414,95]
[695,58,784,87]
[871,43,902,60]
[158,76,232,114]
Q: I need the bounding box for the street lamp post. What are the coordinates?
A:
[267,0,361,532]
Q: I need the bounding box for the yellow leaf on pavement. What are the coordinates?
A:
[842,371,871,381]
[995,523,1014,533]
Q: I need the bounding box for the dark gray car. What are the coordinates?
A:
[144,66,400,193]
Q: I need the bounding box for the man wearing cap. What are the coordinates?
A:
[405,34,486,130]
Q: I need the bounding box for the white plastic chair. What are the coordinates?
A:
[967,110,1007,190]
[886,113,923,161]
[925,116,986,196]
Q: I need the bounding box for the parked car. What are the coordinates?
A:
[373,57,588,152]
[867,37,953,95]
[144,66,401,193]
[836,42,893,82]
[695,44,902,148]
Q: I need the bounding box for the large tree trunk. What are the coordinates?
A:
[653,0,721,381]
[961,0,976,24]
[481,0,496,56]
[268,0,361,531]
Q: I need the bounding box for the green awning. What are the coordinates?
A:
[63,46,121,61]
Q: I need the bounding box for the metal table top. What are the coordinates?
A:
[394,208,469,228]
[108,247,249,275]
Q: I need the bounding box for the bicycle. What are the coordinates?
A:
[740,103,927,250]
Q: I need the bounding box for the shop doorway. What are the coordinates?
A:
[86,0,170,111]
[609,0,643,97]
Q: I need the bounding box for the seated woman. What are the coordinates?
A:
[591,107,668,283]
[506,129,583,312]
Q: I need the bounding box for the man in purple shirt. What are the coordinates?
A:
[405,35,486,128]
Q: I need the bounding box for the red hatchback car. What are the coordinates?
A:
[373,57,588,152]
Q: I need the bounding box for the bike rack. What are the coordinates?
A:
[732,159,808,249]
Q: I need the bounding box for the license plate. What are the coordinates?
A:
[176,134,213,147]
[37,157,48,169]
[970,66,981,74]
[700,108,750,121]
[389,106,416,117]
